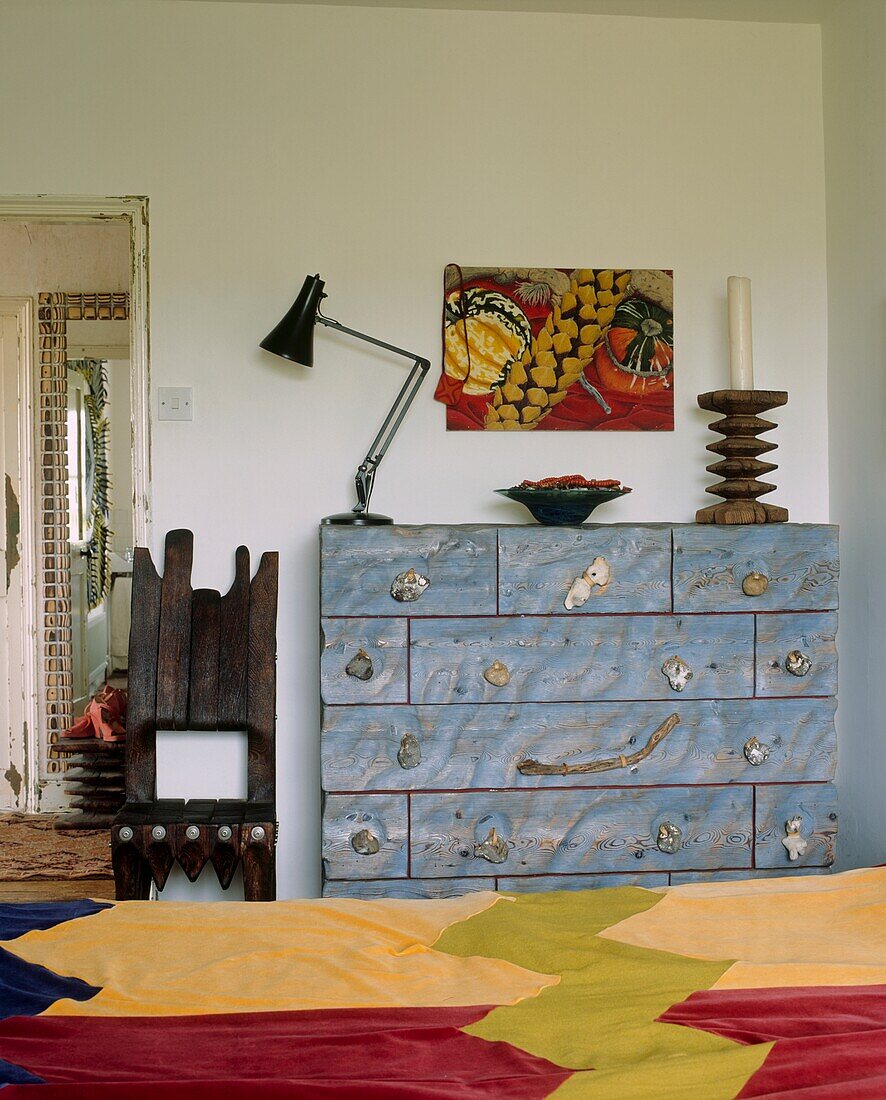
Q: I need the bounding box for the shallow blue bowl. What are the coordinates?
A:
[495,486,631,526]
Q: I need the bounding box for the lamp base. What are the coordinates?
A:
[321,511,393,526]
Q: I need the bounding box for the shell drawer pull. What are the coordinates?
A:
[345,648,374,681]
[484,660,510,687]
[661,655,692,692]
[518,713,680,776]
[782,816,808,861]
[350,828,380,856]
[656,822,682,854]
[742,571,769,597]
[785,650,812,677]
[390,568,430,602]
[743,736,770,766]
[474,826,509,864]
[564,556,611,609]
[397,732,421,769]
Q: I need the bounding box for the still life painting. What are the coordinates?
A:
[435,265,674,431]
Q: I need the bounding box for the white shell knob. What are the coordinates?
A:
[217,825,233,841]
[151,825,167,841]
[118,825,134,842]
[250,825,266,842]
[185,825,200,841]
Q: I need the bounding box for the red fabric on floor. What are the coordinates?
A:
[659,984,886,1098]
[0,1005,572,1099]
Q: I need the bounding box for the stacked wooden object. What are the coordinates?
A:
[52,740,125,828]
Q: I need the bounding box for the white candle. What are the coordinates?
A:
[727,275,754,390]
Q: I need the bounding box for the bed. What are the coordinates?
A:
[1,867,884,1098]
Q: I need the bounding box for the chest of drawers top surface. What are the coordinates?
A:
[320,523,839,616]
[319,523,839,898]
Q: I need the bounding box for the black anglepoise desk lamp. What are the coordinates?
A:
[260,274,430,525]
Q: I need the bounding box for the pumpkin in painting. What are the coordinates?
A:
[592,296,674,396]
[443,288,532,395]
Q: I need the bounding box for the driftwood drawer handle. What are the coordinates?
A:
[390,568,430,602]
[474,826,509,864]
[517,713,680,776]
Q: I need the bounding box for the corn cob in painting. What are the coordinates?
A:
[485,269,632,430]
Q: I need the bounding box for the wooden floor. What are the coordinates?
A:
[0,877,115,902]
[0,813,114,902]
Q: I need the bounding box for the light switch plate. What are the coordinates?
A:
[158,387,193,421]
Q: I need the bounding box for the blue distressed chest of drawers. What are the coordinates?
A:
[319,523,839,897]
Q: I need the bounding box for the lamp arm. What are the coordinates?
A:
[317,316,431,515]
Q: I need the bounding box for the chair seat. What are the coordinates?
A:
[114,799,276,827]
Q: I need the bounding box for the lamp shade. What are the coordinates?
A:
[260,273,325,366]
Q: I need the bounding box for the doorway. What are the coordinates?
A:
[0,196,150,821]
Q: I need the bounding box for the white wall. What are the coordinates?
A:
[822,1,886,869]
[0,1,829,897]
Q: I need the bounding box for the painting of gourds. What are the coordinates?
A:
[434,265,674,431]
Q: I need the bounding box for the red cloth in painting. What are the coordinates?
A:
[659,983,886,1098]
[0,1005,573,1099]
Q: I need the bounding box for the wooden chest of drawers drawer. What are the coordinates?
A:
[321,525,497,616]
[319,523,839,897]
[410,614,754,703]
[673,525,839,613]
[322,794,408,879]
[755,612,838,697]
[322,787,753,880]
[321,699,837,791]
[755,783,837,868]
[498,526,671,614]
[320,618,407,704]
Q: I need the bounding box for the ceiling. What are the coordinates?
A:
[165,0,828,24]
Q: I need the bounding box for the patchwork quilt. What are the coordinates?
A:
[1,868,885,1097]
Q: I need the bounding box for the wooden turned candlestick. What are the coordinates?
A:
[696,389,788,525]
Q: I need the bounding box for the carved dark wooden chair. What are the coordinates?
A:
[111,530,278,902]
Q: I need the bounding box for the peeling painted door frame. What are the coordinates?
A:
[0,297,38,811]
[0,196,151,811]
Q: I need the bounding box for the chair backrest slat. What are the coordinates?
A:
[246,551,278,802]
[156,530,194,730]
[188,588,221,730]
[125,548,162,802]
[126,531,277,805]
[218,545,250,730]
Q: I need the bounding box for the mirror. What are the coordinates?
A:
[0,210,148,835]
[66,355,134,719]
